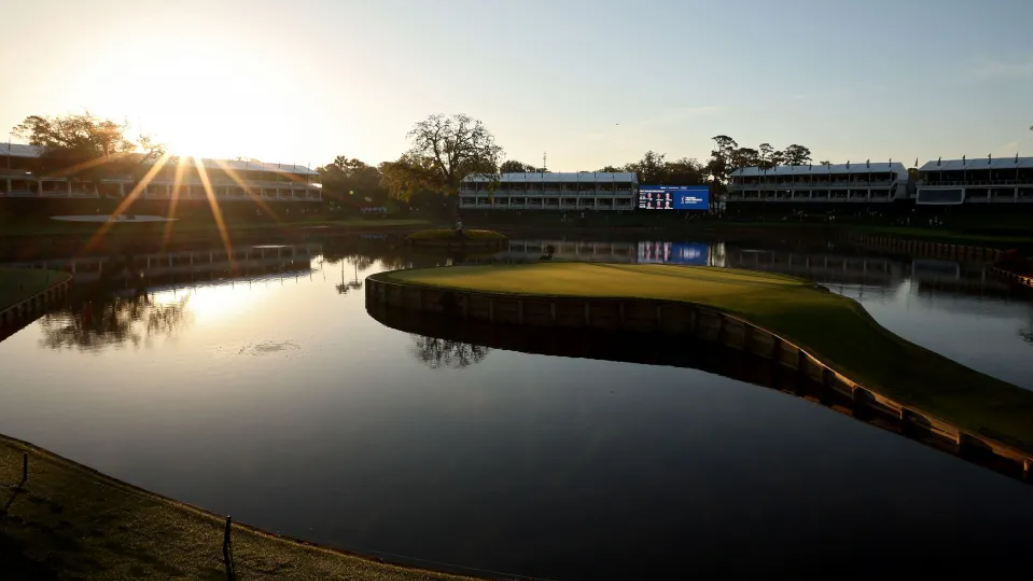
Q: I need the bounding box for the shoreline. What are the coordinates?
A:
[0,433,485,580]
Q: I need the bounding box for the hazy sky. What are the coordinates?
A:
[2,0,1032,170]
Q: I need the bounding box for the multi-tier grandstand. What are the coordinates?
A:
[0,143,321,203]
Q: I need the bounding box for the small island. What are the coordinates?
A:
[368,262,1033,471]
[404,228,508,250]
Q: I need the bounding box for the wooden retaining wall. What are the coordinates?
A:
[367,273,1033,481]
[0,272,73,330]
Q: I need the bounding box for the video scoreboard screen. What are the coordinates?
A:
[637,185,710,211]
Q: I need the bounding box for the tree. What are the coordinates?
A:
[782,144,812,166]
[12,112,163,184]
[625,150,668,184]
[597,165,622,173]
[707,135,739,184]
[318,155,386,206]
[396,113,504,199]
[500,160,536,173]
[730,147,760,170]
[819,160,832,166]
[379,155,436,202]
[758,143,776,169]
[664,157,705,185]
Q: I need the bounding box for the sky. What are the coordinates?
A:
[2,0,1032,171]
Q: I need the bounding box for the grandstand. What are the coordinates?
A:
[459,172,636,211]
[0,143,321,203]
[915,156,1033,205]
[727,162,909,205]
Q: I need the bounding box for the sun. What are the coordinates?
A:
[72,37,297,161]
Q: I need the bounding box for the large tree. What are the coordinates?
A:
[384,113,503,201]
[12,113,163,184]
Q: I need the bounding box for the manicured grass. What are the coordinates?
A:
[0,435,475,581]
[386,263,1033,451]
[405,229,506,241]
[0,269,63,312]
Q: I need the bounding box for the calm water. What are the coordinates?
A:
[1,236,1032,579]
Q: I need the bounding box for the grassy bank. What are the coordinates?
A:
[0,269,64,312]
[0,435,475,581]
[386,263,1033,451]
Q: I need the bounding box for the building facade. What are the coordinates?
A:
[0,144,321,203]
[459,172,637,211]
[915,157,1033,205]
[728,162,909,204]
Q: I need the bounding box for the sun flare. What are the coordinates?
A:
[71,37,299,160]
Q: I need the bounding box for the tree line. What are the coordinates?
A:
[11,112,822,210]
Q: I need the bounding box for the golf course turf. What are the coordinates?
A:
[384,262,1033,452]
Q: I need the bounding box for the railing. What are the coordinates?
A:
[729,181,895,191]
[918,180,1030,186]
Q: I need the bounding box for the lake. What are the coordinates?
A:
[1,235,1032,579]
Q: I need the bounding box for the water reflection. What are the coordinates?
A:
[408,334,491,369]
[38,292,191,351]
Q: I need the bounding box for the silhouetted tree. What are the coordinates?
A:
[12,112,164,186]
[382,114,504,202]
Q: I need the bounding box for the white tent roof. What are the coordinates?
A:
[733,162,908,179]
[918,156,1033,172]
[463,172,638,183]
[0,143,317,175]
[168,157,318,176]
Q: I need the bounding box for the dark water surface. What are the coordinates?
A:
[1,237,1032,579]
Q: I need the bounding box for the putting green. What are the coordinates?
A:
[386,263,1033,451]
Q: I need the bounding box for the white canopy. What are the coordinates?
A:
[733,162,907,180]
[0,143,317,176]
[463,172,638,183]
[918,157,1033,172]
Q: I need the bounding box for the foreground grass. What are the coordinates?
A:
[387,263,1033,450]
[0,269,64,312]
[0,435,475,581]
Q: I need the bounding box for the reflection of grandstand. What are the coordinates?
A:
[910,259,1014,298]
[725,248,904,287]
[2,243,322,285]
[495,240,639,263]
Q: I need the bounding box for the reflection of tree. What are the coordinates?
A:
[336,260,364,295]
[37,293,192,351]
[408,334,490,369]
[1022,327,1033,344]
